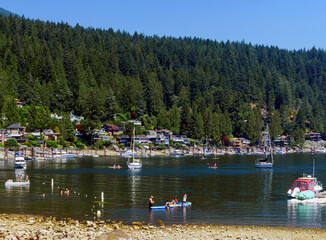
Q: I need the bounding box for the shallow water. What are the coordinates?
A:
[0,153,326,228]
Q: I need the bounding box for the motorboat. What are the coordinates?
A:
[287,174,323,198]
[14,152,26,169]
[127,127,142,169]
[255,124,273,168]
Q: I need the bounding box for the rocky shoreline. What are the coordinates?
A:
[0,213,326,239]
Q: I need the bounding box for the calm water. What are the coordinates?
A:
[0,153,326,228]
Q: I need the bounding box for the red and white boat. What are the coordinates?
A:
[287,174,323,198]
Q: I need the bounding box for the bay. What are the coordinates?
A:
[0,153,326,229]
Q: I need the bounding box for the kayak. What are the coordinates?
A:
[150,202,192,209]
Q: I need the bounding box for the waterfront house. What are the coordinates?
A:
[6,124,26,142]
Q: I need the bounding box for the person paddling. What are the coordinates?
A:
[165,200,171,209]
[182,193,187,205]
[149,196,154,209]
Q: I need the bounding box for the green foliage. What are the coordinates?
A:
[59,139,68,148]
[76,141,85,149]
[157,143,166,150]
[118,143,125,150]
[175,142,181,149]
[22,142,32,147]
[3,96,19,126]
[4,138,19,147]
[29,140,41,147]
[28,136,36,141]
[46,139,58,148]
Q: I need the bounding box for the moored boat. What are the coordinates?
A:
[14,152,26,169]
[255,124,273,168]
[287,174,323,198]
[127,127,142,169]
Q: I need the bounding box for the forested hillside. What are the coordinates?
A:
[0,15,325,144]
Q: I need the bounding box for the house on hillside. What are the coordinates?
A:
[6,124,26,142]
[43,129,60,141]
[70,113,84,124]
[15,99,23,108]
[102,123,122,136]
[305,133,322,142]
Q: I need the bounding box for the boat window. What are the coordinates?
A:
[302,182,307,190]
[291,182,296,189]
[308,182,313,189]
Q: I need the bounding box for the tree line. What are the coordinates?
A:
[0,15,325,145]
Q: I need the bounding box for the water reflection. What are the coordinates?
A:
[258,169,273,200]
[287,201,323,227]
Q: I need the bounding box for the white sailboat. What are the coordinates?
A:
[255,124,274,168]
[127,127,142,169]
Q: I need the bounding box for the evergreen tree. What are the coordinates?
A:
[3,96,19,126]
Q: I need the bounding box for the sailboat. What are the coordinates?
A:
[127,127,142,169]
[255,124,274,168]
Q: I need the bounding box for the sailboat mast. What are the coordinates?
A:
[267,124,274,163]
[133,127,135,161]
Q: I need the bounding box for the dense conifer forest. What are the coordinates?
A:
[0,14,325,145]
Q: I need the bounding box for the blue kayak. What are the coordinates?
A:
[150,202,192,209]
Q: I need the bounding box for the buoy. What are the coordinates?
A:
[51,179,54,186]
[97,210,101,217]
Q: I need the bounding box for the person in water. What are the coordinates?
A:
[65,189,70,196]
[149,196,154,209]
[173,198,178,204]
[6,178,12,182]
[165,200,171,209]
[182,193,187,204]
[59,189,63,196]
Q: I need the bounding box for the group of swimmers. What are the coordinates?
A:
[149,193,188,209]
[59,188,70,196]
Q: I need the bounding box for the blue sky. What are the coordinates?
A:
[1,0,325,50]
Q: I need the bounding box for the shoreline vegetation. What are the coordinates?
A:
[0,214,325,239]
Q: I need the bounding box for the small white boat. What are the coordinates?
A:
[14,152,26,169]
[120,150,138,157]
[5,180,30,187]
[127,158,142,169]
[63,153,76,159]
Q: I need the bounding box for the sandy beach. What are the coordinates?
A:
[0,213,325,239]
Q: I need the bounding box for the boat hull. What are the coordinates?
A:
[127,163,142,169]
[255,162,273,168]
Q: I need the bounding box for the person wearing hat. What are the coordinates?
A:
[149,196,155,209]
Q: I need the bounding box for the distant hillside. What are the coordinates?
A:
[0,7,16,17]
[0,15,324,145]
